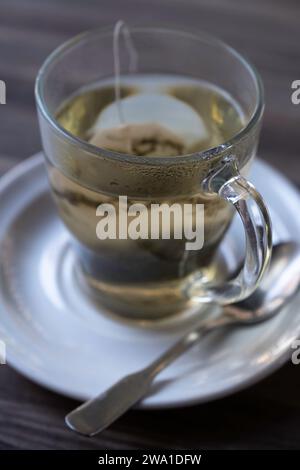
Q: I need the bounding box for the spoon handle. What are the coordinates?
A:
[65,314,229,436]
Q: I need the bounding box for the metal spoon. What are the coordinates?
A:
[66,242,300,436]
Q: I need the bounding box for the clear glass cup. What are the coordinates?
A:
[35,26,272,321]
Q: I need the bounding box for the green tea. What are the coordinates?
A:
[49,74,245,319]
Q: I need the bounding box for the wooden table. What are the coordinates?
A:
[0,0,299,450]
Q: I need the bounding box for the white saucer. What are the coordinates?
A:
[0,153,299,409]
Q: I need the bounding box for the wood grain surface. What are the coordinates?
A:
[0,0,300,450]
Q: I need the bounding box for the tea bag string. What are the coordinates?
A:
[113,20,138,124]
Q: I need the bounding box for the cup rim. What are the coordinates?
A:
[35,25,264,166]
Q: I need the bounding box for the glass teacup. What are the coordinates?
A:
[35,26,272,321]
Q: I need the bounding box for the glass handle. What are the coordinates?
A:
[191,156,272,304]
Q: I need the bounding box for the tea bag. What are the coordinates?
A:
[89,120,184,156]
[88,21,208,157]
[89,93,208,156]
